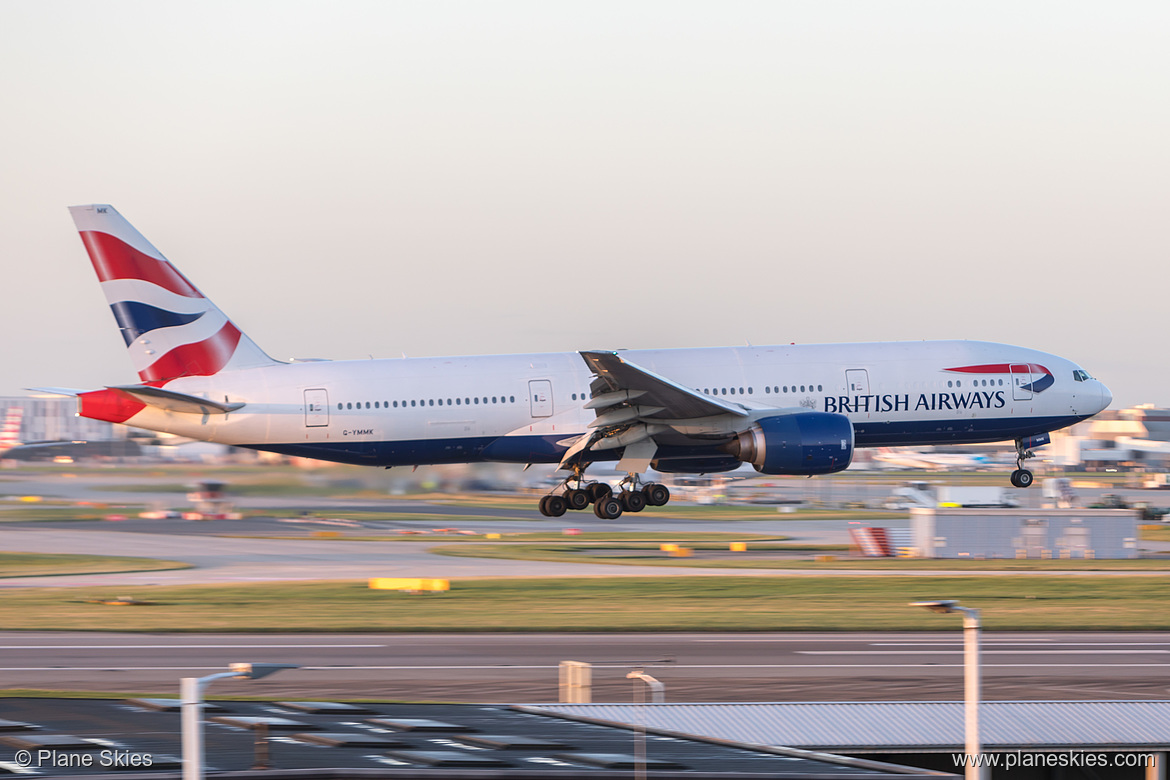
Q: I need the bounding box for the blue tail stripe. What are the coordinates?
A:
[1023,373,1055,394]
[109,301,205,345]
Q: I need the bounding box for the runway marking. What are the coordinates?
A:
[9,663,1170,671]
[0,644,386,649]
[872,642,1170,647]
[800,650,1170,655]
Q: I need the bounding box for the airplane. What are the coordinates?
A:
[37,204,1113,518]
[870,447,994,471]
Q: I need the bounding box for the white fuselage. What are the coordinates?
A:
[91,340,1110,469]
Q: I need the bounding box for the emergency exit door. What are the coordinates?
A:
[529,380,553,418]
[304,388,330,427]
[845,369,870,395]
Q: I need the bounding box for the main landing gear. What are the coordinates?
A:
[538,468,671,519]
[1010,438,1035,488]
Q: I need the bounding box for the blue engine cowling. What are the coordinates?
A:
[725,412,854,475]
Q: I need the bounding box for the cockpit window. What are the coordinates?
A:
[1073,370,1091,382]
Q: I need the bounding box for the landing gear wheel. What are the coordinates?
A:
[564,488,590,511]
[593,495,623,519]
[587,482,612,504]
[544,495,567,517]
[621,490,647,513]
[1010,469,1034,488]
[642,483,670,507]
[538,496,552,517]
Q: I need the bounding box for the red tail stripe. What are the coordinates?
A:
[946,363,1051,376]
[138,322,243,382]
[80,231,202,299]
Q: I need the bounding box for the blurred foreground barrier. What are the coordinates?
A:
[559,660,591,703]
[368,578,450,592]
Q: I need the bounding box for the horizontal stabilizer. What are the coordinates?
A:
[25,387,84,397]
[107,385,245,415]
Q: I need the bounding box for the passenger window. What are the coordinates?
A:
[365,402,371,409]
[438,399,443,406]
[375,401,380,408]
[346,402,352,409]
[474,397,479,404]
[411,400,416,407]
[817,385,822,391]
[510,395,515,403]
[429,399,434,406]
[337,403,342,410]
[393,401,398,408]
[739,387,744,394]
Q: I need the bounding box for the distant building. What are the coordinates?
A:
[1050,404,1170,470]
[0,395,129,444]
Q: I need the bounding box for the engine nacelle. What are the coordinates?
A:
[725,413,854,475]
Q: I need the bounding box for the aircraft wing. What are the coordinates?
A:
[567,351,748,470]
[580,351,748,421]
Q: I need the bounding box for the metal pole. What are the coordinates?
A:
[180,677,203,780]
[961,609,984,780]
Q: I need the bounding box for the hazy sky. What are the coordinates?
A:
[1,2,1166,408]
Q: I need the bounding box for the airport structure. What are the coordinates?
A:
[909,507,1140,559]
[0,395,126,447]
[0,698,944,779]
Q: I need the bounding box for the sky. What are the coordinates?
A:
[1,1,1166,408]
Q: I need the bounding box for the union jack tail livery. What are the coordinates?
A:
[69,205,278,383]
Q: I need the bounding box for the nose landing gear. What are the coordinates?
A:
[1010,439,1035,488]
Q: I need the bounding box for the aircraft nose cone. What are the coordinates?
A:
[1098,382,1113,413]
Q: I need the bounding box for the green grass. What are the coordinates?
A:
[1142,526,1170,542]
[222,531,797,543]
[2,576,1169,631]
[432,543,1170,570]
[0,552,191,578]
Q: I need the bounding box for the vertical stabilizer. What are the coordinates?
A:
[69,205,279,383]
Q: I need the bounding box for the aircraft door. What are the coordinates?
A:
[304,388,330,427]
[845,369,870,395]
[529,379,553,418]
[1010,364,1033,401]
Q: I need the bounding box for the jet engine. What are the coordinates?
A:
[724,412,854,475]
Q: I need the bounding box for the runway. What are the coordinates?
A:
[4,631,1169,702]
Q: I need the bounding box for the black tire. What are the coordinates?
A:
[538,496,552,517]
[594,496,623,519]
[643,483,670,507]
[545,495,567,517]
[564,488,590,511]
[587,482,612,503]
[621,490,647,513]
[1016,469,1034,488]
